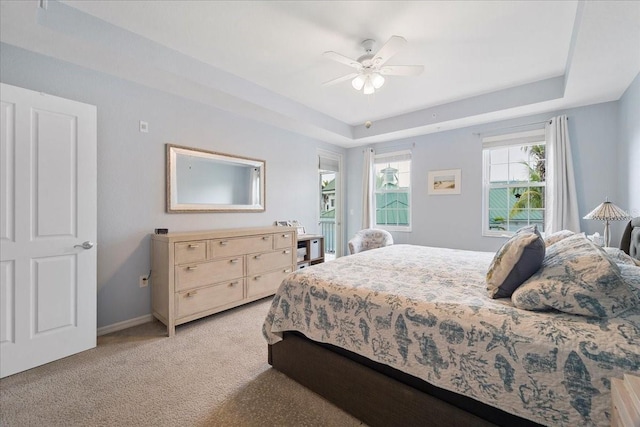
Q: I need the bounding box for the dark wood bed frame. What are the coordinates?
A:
[268,332,541,427]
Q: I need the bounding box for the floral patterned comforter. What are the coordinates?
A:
[262,244,640,427]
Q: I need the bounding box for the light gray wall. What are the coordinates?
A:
[0,43,345,328]
[618,72,640,218]
[2,41,635,330]
[347,101,627,253]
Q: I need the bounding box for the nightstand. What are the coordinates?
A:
[611,374,640,427]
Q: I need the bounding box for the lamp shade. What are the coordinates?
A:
[583,199,631,247]
[371,73,385,89]
[351,75,365,91]
[583,200,631,221]
[363,76,375,95]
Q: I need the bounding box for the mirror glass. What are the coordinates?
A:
[167,144,265,212]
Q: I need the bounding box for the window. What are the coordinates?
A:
[374,150,411,230]
[482,129,546,236]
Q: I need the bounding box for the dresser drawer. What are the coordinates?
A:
[247,249,294,275]
[273,231,294,249]
[211,235,272,258]
[175,279,244,318]
[176,257,243,291]
[247,267,293,298]
[175,241,207,264]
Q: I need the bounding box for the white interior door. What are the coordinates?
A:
[0,83,97,378]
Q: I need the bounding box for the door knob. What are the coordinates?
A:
[74,241,94,250]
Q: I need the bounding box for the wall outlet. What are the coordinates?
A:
[139,275,149,287]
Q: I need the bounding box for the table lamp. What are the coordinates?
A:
[583,198,631,247]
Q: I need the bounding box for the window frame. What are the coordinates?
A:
[482,129,546,237]
[373,150,412,232]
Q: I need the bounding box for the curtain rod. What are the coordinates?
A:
[473,118,564,136]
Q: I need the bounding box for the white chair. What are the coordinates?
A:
[348,228,394,254]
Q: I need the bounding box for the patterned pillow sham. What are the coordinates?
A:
[512,233,638,318]
[543,229,574,247]
[603,247,640,267]
[619,264,640,300]
[486,225,545,299]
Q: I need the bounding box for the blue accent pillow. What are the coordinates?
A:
[486,225,545,299]
[512,233,638,318]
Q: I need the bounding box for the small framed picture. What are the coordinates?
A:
[275,220,291,226]
[428,169,461,195]
[287,220,305,235]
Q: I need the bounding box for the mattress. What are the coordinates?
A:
[263,244,640,427]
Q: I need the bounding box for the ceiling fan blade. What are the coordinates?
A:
[380,65,424,76]
[372,35,407,67]
[323,51,362,70]
[322,72,359,86]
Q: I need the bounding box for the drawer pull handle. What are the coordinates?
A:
[230,258,239,264]
[254,255,262,260]
[228,281,239,287]
[254,275,261,280]
[219,241,228,246]
[283,250,291,254]
[188,244,199,249]
[187,266,198,270]
[186,291,197,297]
[282,234,290,238]
[262,236,270,240]
[284,269,291,273]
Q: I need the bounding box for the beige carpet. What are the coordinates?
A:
[0,298,364,426]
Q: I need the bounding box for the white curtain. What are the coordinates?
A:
[361,148,375,229]
[545,115,580,233]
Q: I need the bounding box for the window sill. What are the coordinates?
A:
[482,231,513,238]
[378,226,411,233]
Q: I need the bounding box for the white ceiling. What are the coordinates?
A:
[1,0,638,147]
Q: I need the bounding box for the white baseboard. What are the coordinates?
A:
[97,314,154,336]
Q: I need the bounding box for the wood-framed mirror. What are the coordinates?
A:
[166,144,265,212]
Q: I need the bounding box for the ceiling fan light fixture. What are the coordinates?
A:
[363,76,375,95]
[323,35,423,95]
[372,72,385,89]
[351,75,365,90]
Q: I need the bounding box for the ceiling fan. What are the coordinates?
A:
[323,35,424,95]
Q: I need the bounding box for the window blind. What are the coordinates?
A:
[482,129,545,148]
[319,156,339,172]
[374,150,412,163]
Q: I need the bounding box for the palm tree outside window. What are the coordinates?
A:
[482,129,546,236]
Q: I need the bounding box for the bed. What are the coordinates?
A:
[263,227,640,427]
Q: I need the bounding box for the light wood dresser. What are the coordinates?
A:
[151,226,296,336]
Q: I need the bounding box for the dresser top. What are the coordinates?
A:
[151,226,296,243]
[297,234,324,241]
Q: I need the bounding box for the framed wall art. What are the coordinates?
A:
[428,169,461,195]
